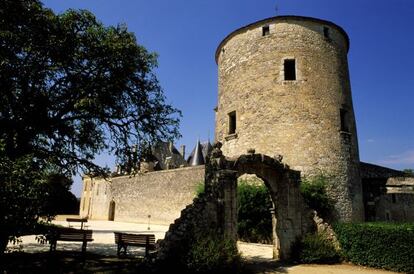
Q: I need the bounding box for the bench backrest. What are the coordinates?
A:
[54,228,93,241]
[66,218,88,223]
[114,232,155,245]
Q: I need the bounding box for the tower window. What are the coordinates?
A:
[284,59,296,80]
[228,111,236,134]
[340,108,349,132]
[262,25,270,36]
[323,27,330,39]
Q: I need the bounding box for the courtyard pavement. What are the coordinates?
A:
[6,220,170,257]
[6,219,273,260]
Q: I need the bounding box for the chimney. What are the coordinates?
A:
[180,145,186,159]
[168,141,174,153]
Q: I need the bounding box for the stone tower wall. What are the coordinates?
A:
[215,16,363,221]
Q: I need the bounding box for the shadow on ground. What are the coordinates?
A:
[1,251,298,274]
[243,259,290,274]
[0,251,147,274]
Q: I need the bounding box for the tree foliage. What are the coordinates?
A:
[0,0,181,176]
[0,142,48,252]
[0,0,181,252]
[300,175,335,220]
[42,173,79,215]
[403,169,414,177]
[237,180,273,244]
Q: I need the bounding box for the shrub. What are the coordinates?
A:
[237,180,272,244]
[334,222,414,273]
[195,182,205,197]
[300,175,335,219]
[291,233,340,264]
[186,234,242,274]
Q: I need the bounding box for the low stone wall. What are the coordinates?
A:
[85,166,205,225]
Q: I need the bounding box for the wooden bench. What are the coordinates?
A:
[66,217,88,229]
[48,227,93,253]
[114,232,156,257]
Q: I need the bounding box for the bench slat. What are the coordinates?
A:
[49,227,94,254]
[114,232,157,257]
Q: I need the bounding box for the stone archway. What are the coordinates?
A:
[157,143,314,262]
[222,153,313,260]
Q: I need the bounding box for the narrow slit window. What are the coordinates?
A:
[284,59,296,80]
[262,25,270,36]
[228,111,236,135]
[340,108,349,132]
[323,27,330,39]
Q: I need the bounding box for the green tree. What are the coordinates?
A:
[42,173,79,216]
[0,143,47,252]
[0,0,181,252]
[403,169,414,177]
[0,0,181,172]
[237,180,273,243]
[300,175,335,220]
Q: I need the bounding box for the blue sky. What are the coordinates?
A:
[41,0,414,197]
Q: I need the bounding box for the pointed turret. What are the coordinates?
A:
[189,139,205,166]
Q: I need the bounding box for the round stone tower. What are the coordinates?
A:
[215,16,364,222]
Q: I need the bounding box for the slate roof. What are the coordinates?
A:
[187,140,213,166]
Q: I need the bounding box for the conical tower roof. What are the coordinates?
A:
[189,139,205,166]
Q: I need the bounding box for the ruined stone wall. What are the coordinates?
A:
[81,166,205,225]
[215,16,363,221]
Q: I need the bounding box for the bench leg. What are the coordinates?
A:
[117,243,128,256]
[50,240,57,252]
[145,246,149,258]
[117,243,122,256]
[82,241,87,253]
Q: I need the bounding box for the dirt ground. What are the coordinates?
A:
[4,219,401,274]
[245,261,400,274]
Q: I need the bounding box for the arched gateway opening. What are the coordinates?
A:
[158,143,314,262]
[237,174,273,245]
[224,153,313,260]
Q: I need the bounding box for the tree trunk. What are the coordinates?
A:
[0,234,9,254]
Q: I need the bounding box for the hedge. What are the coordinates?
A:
[237,180,272,244]
[333,222,414,273]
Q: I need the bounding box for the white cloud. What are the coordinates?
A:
[380,150,414,165]
[366,139,375,143]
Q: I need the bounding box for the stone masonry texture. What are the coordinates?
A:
[215,16,364,222]
[80,166,205,225]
